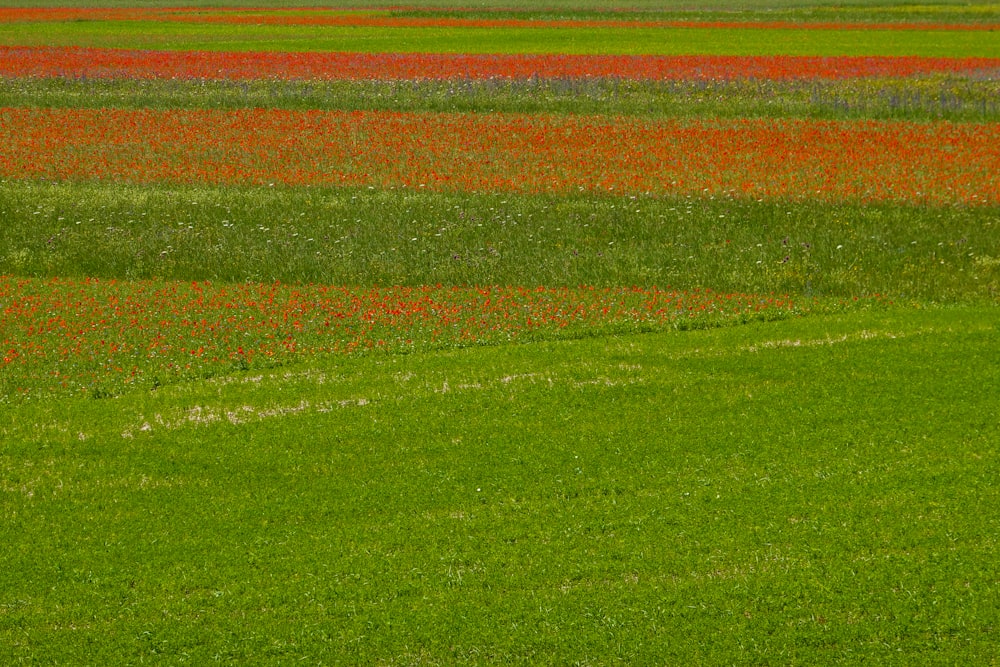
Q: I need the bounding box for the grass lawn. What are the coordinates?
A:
[3,305,998,663]
[3,21,1000,57]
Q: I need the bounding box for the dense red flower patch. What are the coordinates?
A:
[1,107,995,204]
[2,46,998,81]
[0,276,802,397]
[0,7,996,31]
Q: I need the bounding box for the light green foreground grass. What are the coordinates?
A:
[3,20,1000,57]
[5,76,1000,123]
[2,305,998,663]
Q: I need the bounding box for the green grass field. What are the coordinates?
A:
[4,20,1000,57]
[4,306,999,663]
[2,2,999,664]
[5,76,1000,122]
[3,181,997,299]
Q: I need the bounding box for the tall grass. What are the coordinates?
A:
[2,181,997,301]
[4,75,999,122]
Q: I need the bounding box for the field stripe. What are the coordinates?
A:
[1,106,996,205]
[2,8,998,31]
[0,277,805,397]
[3,46,998,81]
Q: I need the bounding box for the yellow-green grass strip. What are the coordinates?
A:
[2,21,999,58]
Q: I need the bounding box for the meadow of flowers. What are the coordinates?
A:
[2,107,997,203]
[4,6,1000,665]
[1,276,825,398]
[5,46,999,81]
[1,5,997,400]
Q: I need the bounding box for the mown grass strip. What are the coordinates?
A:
[2,20,999,57]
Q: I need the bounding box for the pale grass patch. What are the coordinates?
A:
[741,328,905,353]
[121,396,371,437]
[571,375,642,388]
[111,362,643,440]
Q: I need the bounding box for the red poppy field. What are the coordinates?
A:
[2,107,997,203]
[7,45,999,81]
[0,8,1000,396]
[2,276,825,397]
